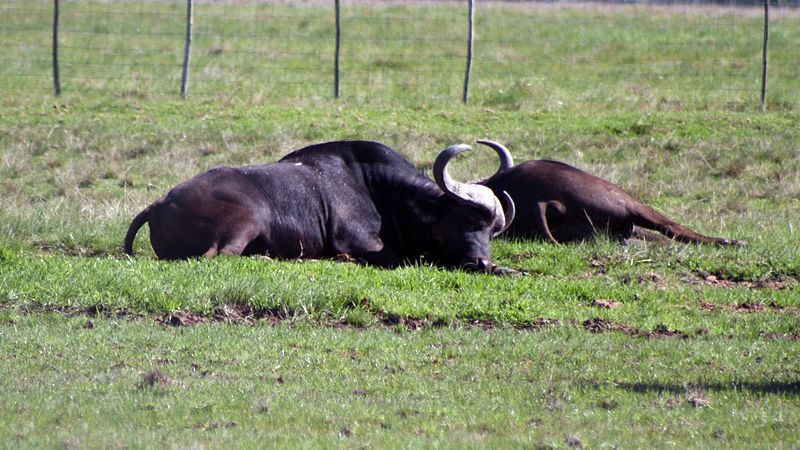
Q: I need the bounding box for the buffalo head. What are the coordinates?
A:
[428,144,516,274]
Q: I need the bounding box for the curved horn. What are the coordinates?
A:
[433,144,500,213]
[494,190,516,237]
[476,139,514,172]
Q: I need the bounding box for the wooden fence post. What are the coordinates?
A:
[180,0,194,99]
[52,0,61,96]
[463,0,474,103]
[334,0,341,99]
[760,0,769,111]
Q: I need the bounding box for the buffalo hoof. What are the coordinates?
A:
[490,265,523,276]
[718,238,746,247]
[463,261,519,275]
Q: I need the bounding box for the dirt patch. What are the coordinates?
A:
[375,312,559,332]
[589,299,622,309]
[8,302,790,339]
[589,258,609,274]
[698,300,797,315]
[566,434,584,448]
[583,318,610,333]
[194,421,238,431]
[760,331,800,341]
[763,302,800,314]
[466,320,498,331]
[734,302,767,313]
[690,271,796,290]
[165,310,207,327]
[637,273,665,285]
[138,370,172,389]
[376,312,424,330]
[213,303,257,324]
[167,304,291,327]
[523,317,561,331]
[687,390,710,408]
[598,399,619,410]
[582,318,687,338]
[698,301,718,311]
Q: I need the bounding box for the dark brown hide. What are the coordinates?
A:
[479,143,742,246]
[124,140,515,273]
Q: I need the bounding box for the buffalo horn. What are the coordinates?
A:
[495,190,516,237]
[476,139,514,172]
[434,144,507,218]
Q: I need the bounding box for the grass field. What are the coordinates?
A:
[3,1,800,109]
[1,1,799,448]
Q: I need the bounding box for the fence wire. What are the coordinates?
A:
[1,0,798,111]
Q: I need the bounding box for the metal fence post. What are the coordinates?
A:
[760,0,769,111]
[463,0,474,103]
[180,0,194,99]
[52,0,61,96]
[334,0,341,99]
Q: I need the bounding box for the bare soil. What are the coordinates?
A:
[689,271,797,290]
[5,301,798,340]
[582,317,687,338]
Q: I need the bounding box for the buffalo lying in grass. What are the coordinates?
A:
[476,140,743,246]
[124,140,517,274]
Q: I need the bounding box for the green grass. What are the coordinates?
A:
[1,1,800,447]
[1,315,798,448]
[2,1,799,110]
[1,101,798,445]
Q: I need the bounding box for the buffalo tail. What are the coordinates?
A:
[124,202,154,255]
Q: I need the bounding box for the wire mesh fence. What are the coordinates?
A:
[1,0,798,111]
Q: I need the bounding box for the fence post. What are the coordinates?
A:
[52,0,61,96]
[463,0,474,103]
[180,0,194,99]
[760,0,769,111]
[334,0,341,99]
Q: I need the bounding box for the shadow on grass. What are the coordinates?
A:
[614,381,800,396]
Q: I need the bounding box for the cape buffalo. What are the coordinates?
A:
[124,140,517,274]
[476,140,742,246]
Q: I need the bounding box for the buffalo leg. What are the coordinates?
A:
[217,225,262,256]
[198,224,260,258]
[632,207,741,246]
[202,243,219,257]
[332,227,403,268]
[353,246,403,268]
[630,227,672,244]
